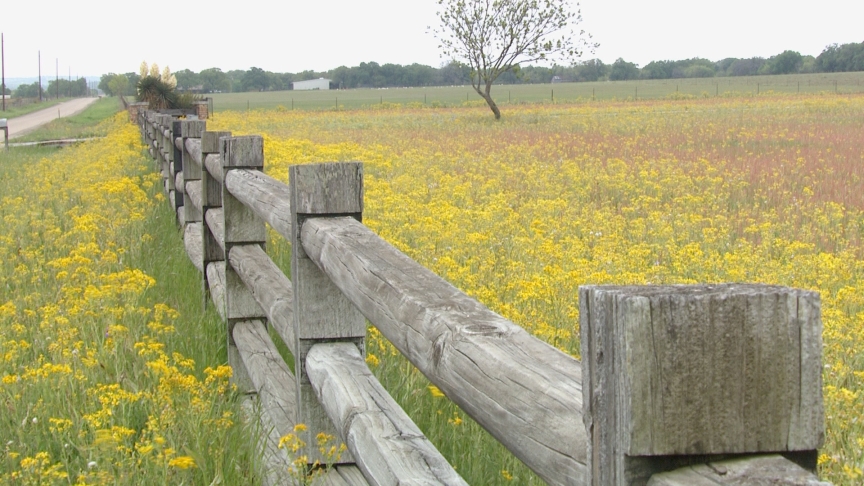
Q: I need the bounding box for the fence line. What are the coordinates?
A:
[136,108,831,486]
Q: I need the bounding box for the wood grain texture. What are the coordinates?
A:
[233,320,298,450]
[222,138,266,245]
[647,455,830,486]
[206,262,227,321]
[290,163,366,467]
[222,136,264,169]
[290,163,363,216]
[202,131,231,154]
[306,342,466,486]
[580,284,825,486]
[312,466,371,486]
[228,244,296,355]
[300,216,587,486]
[205,153,224,183]
[183,137,203,179]
[225,245,266,321]
[224,169,293,238]
[183,223,204,273]
[185,180,203,215]
[205,207,225,252]
[174,172,184,195]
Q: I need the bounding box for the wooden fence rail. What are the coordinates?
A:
[136,109,830,486]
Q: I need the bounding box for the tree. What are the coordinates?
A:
[242,67,269,91]
[608,58,639,81]
[108,75,129,97]
[432,0,595,119]
[173,69,200,91]
[766,50,802,75]
[573,58,606,81]
[14,82,41,98]
[199,68,230,93]
[817,42,864,73]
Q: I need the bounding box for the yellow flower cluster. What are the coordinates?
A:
[210,95,864,484]
[0,114,241,483]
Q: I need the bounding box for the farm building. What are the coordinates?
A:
[293,78,331,91]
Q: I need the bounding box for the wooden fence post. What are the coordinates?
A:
[290,162,365,465]
[201,130,230,309]
[170,119,184,219]
[180,120,206,225]
[579,284,825,485]
[159,115,175,201]
[221,136,267,393]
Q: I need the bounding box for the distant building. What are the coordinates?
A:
[293,78,331,91]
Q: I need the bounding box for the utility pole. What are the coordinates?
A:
[56,58,59,99]
[38,51,42,102]
[2,33,6,112]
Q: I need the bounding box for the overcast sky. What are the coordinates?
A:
[1,0,862,81]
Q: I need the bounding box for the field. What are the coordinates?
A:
[209,92,864,484]
[1,90,862,484]
[0,110,256,483]
[208,71,864,112]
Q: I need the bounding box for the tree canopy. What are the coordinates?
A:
[431,0,595,119]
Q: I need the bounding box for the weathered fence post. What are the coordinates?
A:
[579,284,825,485]
[220,136,267,393]
[290,162,364,465]
[180,120,206,225]
[201,130,230,310]
[170,119,184,220]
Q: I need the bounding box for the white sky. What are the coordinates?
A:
[1,0,862,80]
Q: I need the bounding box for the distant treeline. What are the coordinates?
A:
[93,41,864,96]
[12,78,89,99]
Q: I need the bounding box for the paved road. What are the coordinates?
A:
[5,97,100,139]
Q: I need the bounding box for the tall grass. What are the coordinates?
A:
[0,115,261,484]
[210,93,864,484]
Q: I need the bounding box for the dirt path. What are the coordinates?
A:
[5,97,100,139]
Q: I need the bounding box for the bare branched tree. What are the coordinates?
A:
[431,0,596,119]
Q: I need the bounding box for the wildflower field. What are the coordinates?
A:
[1,92,862,484]
[209,94,864,484]
[0,114,255,484]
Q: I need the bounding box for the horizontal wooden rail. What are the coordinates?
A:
[206,262,227,321]
[300,216,588,485]
[184,223,204,273]
[175,172,184,195]
[228,244,296,355]
[186,180,203,214]
[224,169,293,238]
[306,342,466,485]
[205,207,225,252]
[205,153,223,183]
[233,320,297,444]
[185,137,202,167]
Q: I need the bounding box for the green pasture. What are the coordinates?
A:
[208,71,864,112]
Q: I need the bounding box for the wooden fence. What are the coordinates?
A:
[136,109,832,486]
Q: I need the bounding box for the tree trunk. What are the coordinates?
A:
[475,84,501,120]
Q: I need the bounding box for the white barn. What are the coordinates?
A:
[293,78,331,91]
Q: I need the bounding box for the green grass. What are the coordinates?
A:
[208,71,864,112]
[0,98,65,119]
[11,97,123,143]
